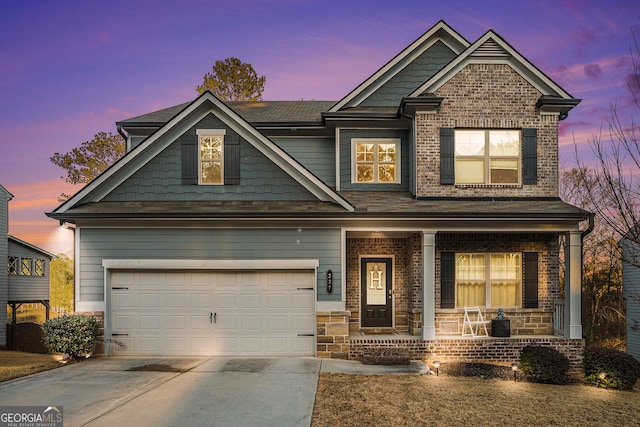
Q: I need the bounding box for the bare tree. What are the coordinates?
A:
[561,168,625,347]
[574,27,640,263]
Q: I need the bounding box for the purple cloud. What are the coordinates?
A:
[584,64,603,80]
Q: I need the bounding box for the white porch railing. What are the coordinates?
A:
[554,299,565,336]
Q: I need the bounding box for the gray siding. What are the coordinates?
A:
[7,241,50,301]
[78,227,342,303]
[339,129,410,191]
[272,137,336,188]
[623,242,640,360]
[0,191,8,346]
[105,114,318,202]
[359,40,456,107]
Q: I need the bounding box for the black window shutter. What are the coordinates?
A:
[441,251,456,308]
[522,128,537,185]
[440,127,455,185]
[523,252,539,308]
[181,137,198,185]
[224,134,240,185]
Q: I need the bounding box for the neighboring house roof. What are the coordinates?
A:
[0,184,14,200]
[8,235,56,259]
[50,92,354,217]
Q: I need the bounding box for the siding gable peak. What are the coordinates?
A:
[329,20,469,112]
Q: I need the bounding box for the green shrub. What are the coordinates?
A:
[519,346,570,384]
[43,314,99,359]
[583,347,640,390]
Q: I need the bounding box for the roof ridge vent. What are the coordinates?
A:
[471,38,510,58]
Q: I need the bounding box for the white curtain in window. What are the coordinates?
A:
[490,253,520,306]
[456,254,486,306]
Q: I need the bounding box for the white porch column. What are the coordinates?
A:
[422,231,436,340]
[565,230,583,339]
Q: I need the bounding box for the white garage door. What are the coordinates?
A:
[109,270,316,356]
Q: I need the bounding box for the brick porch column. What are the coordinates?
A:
[422,231,436,340]
[565,230,583,339]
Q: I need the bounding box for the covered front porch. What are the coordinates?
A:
[316,228,585,367]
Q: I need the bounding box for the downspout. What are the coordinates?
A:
[581,212,595,239]
[117,124,128,151]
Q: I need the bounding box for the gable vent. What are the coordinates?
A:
[471,39,510,58]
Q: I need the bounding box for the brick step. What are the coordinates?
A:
[361,347,410,365]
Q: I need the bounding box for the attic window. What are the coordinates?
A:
[352,138,400,184]
[197,129,226,185]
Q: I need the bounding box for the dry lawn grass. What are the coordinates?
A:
[312,372,640,426]
[0,351,61,382]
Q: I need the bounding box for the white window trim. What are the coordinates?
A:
[351,138,401,184]
[454,129,521,185]
[455,252,522,308]
[197,129,226,186]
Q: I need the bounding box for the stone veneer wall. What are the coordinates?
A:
[415,63,559,198]
[316,311,350,359]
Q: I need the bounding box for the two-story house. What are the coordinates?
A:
[48,21,591,366]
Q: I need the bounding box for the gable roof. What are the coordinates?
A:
[119,100,336,128]
[410,29,580,108]
[52,92,354,216]
[329,20,469,112]
[8,235,56,259]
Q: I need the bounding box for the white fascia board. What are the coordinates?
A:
[410,31,574,99]
[330,22,469,112]
[102,259,320,270]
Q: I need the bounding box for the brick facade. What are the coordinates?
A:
[348,337,583,370]
[415,63,559,198]
[346,237,419,334]
[435,232,561,335]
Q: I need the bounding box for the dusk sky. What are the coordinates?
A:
[1,0,639,256]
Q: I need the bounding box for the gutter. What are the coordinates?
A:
[116,123,127,144]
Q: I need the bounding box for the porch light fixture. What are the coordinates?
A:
[511,363,519,382]
[433,360,440,376]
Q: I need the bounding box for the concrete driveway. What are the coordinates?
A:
[0,357,321,427]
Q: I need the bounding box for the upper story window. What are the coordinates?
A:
[454,130,520,185]
[21,258,33,275]
[197,129,226,185]
[456,252,521,307]
[7,256,18,275]
[352,139,400,184]
[8,257,46,276]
